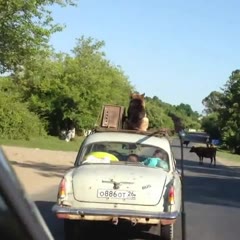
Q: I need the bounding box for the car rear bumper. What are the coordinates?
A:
[52,204,180,225]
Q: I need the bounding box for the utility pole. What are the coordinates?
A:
[179,130,186,240]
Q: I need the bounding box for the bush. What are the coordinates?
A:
[0,93,46,140]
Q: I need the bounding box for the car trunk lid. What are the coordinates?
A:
[72,164,168,206]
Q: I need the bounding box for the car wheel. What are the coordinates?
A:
[160,224,174,240]
[64,219,79,240]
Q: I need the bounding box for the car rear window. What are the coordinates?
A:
[78,142,170,171]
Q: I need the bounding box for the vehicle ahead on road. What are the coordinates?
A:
[0,148,54,240]
[52,128,182,240]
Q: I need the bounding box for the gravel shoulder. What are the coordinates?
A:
[2,145,77,196]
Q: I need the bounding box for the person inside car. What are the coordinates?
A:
[143,149,169,170]
[127,153,139,162]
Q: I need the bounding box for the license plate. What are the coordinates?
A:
[97,189,136,200]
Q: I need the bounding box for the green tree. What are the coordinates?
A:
[165,103,200,132]
[176,103,199,118]
[219,70,240,152]
[14,37,133,135]
[0,0,77,73]
[145,100,174,130]
[144,96,201,133]
[202,91,223,114]
[0,91,46,140]
[201,112,221,139]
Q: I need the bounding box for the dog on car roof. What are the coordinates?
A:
[124,92,149,131]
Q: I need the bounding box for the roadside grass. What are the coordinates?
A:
[217,149,240,163]
[1,135,240,163]
[0,135,85,152]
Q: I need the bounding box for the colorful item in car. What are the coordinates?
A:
[84,151,119,163]
[143,157,169,170]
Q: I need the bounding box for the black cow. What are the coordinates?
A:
[189,146,217,166]
[183,140,190,147]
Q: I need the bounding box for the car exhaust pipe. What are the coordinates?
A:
[112,217,118,225]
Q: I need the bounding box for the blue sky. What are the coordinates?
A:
[49,0,240,114]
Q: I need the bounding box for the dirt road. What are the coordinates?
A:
[2,145,77,195]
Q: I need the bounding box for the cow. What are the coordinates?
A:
[183,140,190,147]
[189,146,217,166]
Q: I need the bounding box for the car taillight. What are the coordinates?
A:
[168,185,175,205]
[58,178,66,199]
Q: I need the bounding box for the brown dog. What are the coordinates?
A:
[124,93,149,131]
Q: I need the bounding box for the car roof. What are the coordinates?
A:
[84,128,171,153]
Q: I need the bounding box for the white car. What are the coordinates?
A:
[52,128,182,240]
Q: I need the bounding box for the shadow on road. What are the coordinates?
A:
[176,157,240,178]
[35,201,64,239]
[72,221,160,240]
[183,173,240,208]
[35,201,179,240]
[173,141,240,209]
[11,160,73,178]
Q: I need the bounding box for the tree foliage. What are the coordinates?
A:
[14,37,133,135]
[201,112,221,139]
[202,91,223,114]
[145,98,174,130]
[0,90,46,139]
[0,0,201,140]
[144,96,200,132]
[176,103,199,118]
[219,70,240,152]
[201,70,240,153]
[0,0,77,73]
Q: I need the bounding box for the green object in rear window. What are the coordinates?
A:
[143,157,169,170]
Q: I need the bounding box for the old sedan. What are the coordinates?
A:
[52,128,182,240]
